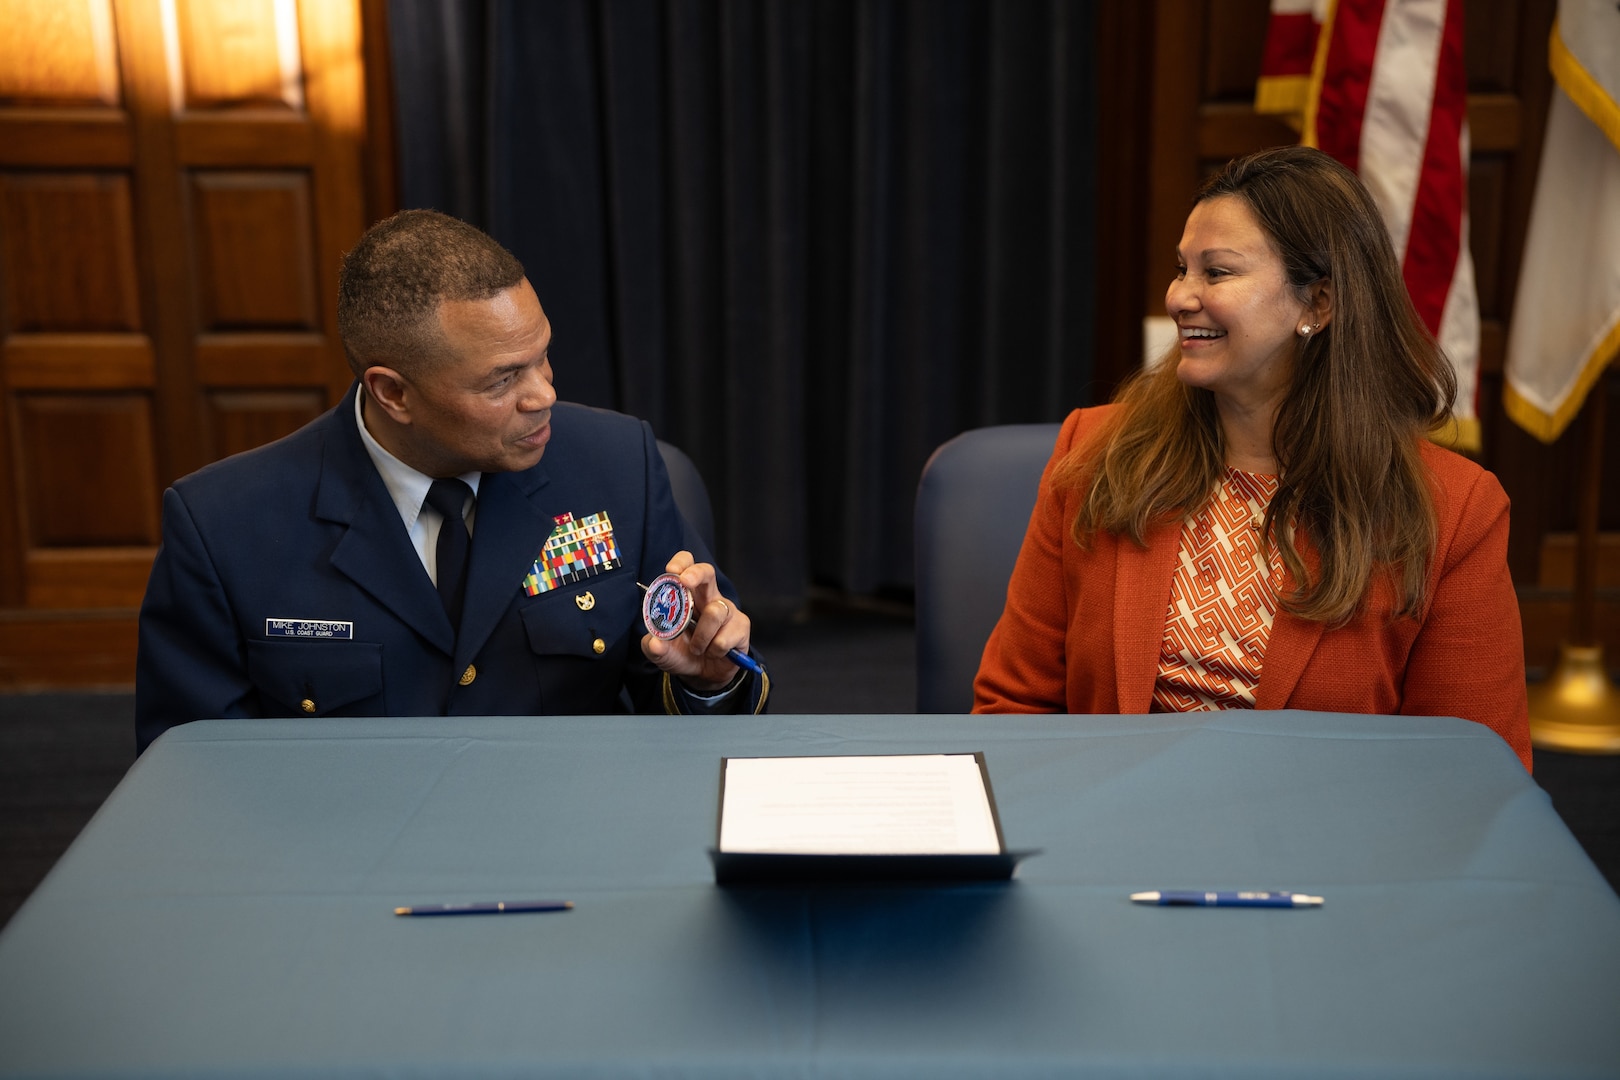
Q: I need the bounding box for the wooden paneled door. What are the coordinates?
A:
[0,0,390,686]
[1097,0,1618,671]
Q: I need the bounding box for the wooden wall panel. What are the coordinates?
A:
[206,388,323,459]
[1469,158,1508,329]
[1466,2,1522,89]
[0,609,139,687]
[25,548,155,608]
[12,393,159,549]
[0,173,142,331]
[0,162,158,614]
[0,0,121,106]
[190,170,318,329]
[176,0,301,110]
[193,332,327,385]
[3,335,155,389]
[0,0,389,687]
[1203,0,1270,100]
[1090,1,1154,399]
[294,0,375,407]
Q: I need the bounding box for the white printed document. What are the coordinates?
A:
[717,753,1004,855]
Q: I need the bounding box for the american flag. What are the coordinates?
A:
[1257,0,1481,449]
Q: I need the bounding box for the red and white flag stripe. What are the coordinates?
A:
[1260,0,1480,448]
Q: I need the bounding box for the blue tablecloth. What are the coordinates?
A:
[1,711,1617,1078]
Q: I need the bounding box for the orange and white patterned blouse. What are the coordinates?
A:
[1152,468,1284,712]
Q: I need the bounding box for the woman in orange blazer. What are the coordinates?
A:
[973,147,1531,772]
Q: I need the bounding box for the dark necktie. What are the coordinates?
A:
[424,478,473,630]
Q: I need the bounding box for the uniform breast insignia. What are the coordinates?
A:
[574,591,595,610]
[522,511,623,596]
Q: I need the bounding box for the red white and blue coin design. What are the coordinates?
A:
[641,573,695,640]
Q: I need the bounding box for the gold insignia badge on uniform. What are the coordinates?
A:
[574,591,595,610]
[521,511,622,596]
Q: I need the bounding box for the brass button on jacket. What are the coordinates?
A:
[459,664,477,686]
[300,699,316,714]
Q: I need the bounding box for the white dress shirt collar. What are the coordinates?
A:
[353,387,481,530]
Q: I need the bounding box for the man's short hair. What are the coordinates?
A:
[337,209,526,379]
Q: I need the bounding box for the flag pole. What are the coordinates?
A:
[1528,371,1620,753]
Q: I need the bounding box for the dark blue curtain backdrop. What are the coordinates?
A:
[387,0,1098,620]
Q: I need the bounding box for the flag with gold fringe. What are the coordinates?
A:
[1257,0,1481,450]
[1503,1,1620,444]
[1256,0,1326,119]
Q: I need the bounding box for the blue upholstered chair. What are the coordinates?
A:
[656,439,716,556]
[914,423,1063,712]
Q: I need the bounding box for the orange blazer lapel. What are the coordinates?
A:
[1112,517,1182,713]
[1254,614,1325,708]
[1254,536,1325,709]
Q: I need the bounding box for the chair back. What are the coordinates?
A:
[656,439,716,555]
[914,423,1062,712]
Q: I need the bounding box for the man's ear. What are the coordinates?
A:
[362,366,412,424]
[1308,278,1335,332]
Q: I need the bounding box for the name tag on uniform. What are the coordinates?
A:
[266,618,354,640]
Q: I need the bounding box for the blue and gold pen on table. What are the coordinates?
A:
[394,900,573,917]
[1131,891,1324,908]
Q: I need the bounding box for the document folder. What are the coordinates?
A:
[710,752,1038,884]
[709,849,1034,884]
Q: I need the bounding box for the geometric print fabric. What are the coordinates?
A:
[1152,468,1283,712]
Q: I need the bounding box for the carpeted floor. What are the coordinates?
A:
[3,608,1617,929]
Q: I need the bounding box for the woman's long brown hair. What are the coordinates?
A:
[1055,146,1457,626]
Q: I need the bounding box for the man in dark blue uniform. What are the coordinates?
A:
[136,210,766,753]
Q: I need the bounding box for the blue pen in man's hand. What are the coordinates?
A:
[724,648,765,675]
[1130,891,1324,908]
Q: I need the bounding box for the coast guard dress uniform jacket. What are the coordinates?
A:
[136,384,765,753]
